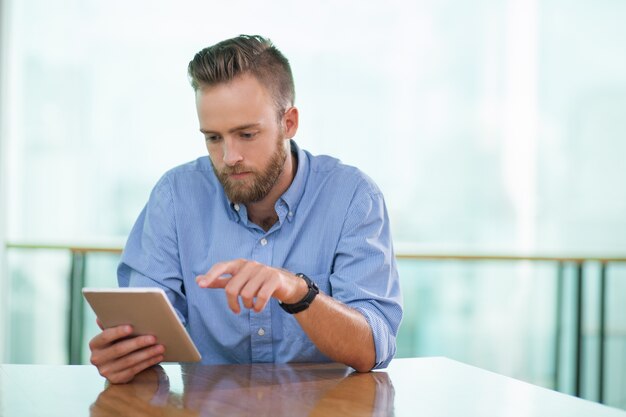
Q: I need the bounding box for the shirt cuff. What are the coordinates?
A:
[351,301,397,369]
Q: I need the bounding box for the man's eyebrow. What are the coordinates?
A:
[200,123,261,135]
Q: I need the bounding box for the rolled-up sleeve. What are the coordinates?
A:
[331,181,403,369]
[117,175,188,323]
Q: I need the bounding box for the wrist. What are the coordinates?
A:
[279,273,320,314]
[281,273,309,304]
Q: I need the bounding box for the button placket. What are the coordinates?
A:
[249,233,274,362]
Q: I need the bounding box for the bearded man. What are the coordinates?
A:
[89,35,403,384]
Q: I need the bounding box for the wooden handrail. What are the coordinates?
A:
[6,241,626,262]
[5,241,124,254]
[395,253,626,262]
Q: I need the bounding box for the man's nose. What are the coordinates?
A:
[223,138,244,166]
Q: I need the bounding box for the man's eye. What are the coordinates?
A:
[240,132,257,139]
[205,135,221,142]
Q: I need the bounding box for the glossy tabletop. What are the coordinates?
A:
[1,357,625,417]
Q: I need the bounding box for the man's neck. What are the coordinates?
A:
[247,150,298,231]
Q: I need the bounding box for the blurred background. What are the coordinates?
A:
[1,0,626,409]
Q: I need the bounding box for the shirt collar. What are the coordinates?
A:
[229,201,246,224]
[278,140,308,222]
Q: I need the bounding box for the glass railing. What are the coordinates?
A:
[4,241,626,409]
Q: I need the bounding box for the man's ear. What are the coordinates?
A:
[283,107,299,139]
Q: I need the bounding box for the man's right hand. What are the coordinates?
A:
[89,320,165,384]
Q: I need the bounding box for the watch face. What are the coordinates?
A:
[297,273,319,292]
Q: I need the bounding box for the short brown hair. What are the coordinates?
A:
[188,35,295,115]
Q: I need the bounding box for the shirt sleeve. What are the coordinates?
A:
[331,181,403,369]
[117,175,188,324]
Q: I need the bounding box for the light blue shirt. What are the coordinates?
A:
[118,141,403,369]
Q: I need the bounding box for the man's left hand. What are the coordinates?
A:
[195,259,308,314]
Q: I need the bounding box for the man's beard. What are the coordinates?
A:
[212,137,288,204]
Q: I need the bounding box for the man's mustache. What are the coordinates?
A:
[221,165,254,175]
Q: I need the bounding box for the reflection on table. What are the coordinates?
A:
[89,362,393,417]
[2,357,626,417]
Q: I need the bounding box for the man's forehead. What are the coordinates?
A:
[196,80,276,127]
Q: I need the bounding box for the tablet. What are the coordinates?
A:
[82,287,201,363]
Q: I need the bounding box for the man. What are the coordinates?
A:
[89,35,403,384]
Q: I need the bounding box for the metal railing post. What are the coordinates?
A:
[598,262,608,403]
[554,261,565,391]
[574,261,584,398]
[68,250,86,364]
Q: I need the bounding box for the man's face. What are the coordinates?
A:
[196,74,289,204]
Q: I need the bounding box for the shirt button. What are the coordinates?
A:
[234,204,240,211]
[288,211,293,217]
[257,328,265,336]
[260,238,268,246]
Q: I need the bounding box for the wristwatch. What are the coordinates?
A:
[279,273,319,314]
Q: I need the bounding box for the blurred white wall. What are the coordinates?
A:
[3,0,626,252]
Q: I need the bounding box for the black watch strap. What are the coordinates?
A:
[279,273,319,314]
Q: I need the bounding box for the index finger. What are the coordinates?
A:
[90,324,133,350]
[196,259,245,287]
